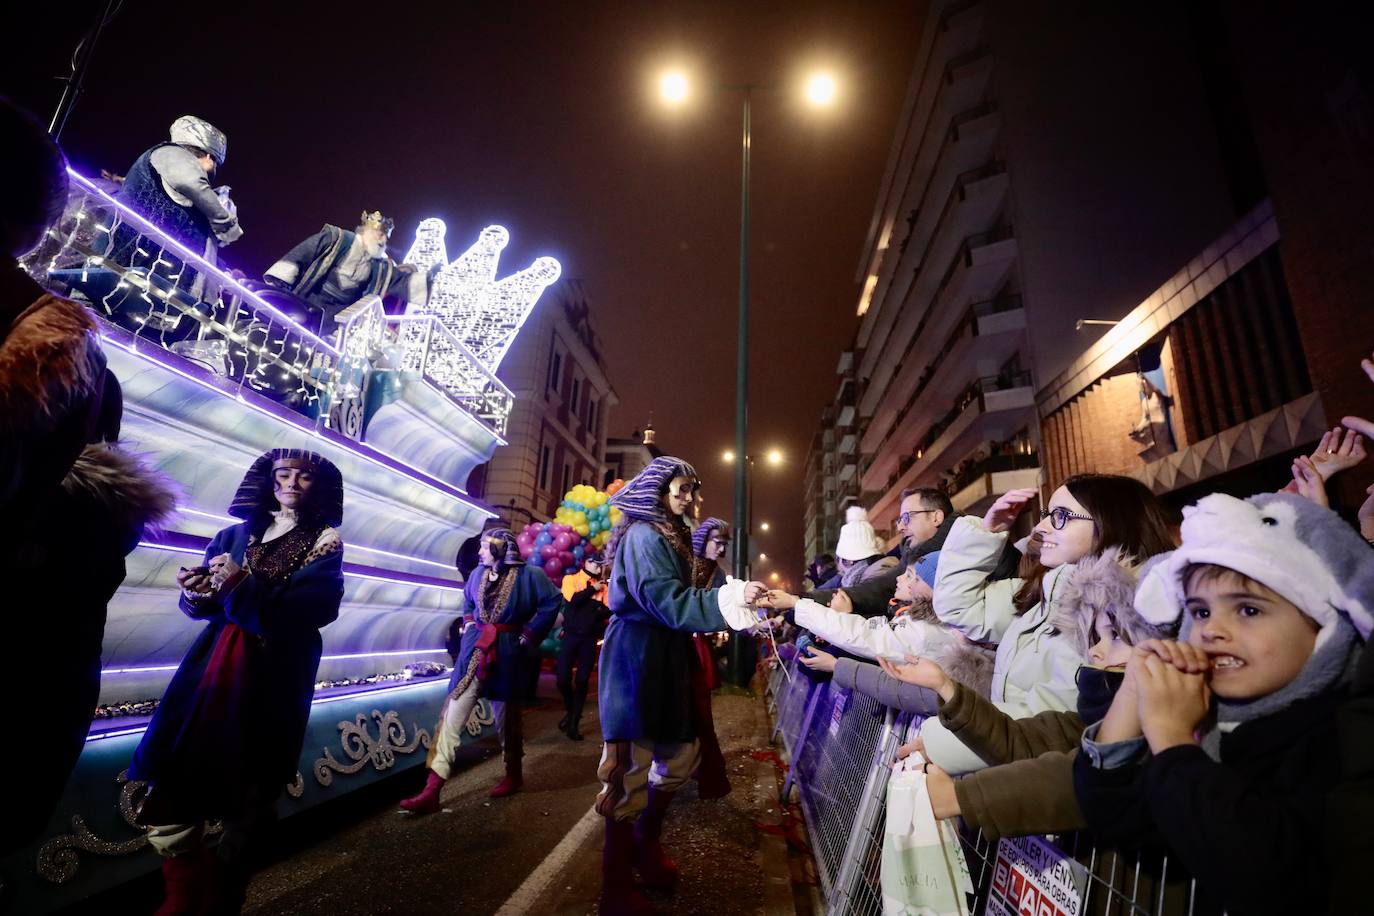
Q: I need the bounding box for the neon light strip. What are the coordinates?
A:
[103,328,492,516]
[101,648,450,676]
[136,541,464,592]
[85,678,447,742]
[178,506,457,573]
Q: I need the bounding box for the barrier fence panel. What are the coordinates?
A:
[765,654,1215,916]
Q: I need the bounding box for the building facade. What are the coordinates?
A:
[804,0,1247,542]
[470,279,619,527]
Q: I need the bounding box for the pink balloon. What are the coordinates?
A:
[540,544,557,560]
[543,557,563,579]
[553,533,573,551]
[523,523,538,533]
[558,550,574,565]
[519,543,534,559]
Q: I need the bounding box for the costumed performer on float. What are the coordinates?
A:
[108,115,242,300]
[400,528,562,812]
[558,551,612,741]
[688,517,734,798]
[594,457,768,914]
[129,448,345,915]
[1,98,177,854]
[263,210,429,334]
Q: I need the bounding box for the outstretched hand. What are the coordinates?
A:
[1292,455,1329,508]
[799,645,838,673]
[742,581,769,604]
[760,589,798,610]
[1308,427,1367,480]
[878,655,955,702]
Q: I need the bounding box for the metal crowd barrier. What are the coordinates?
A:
[763,655,1214,916]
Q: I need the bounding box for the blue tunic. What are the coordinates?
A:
[598,522,731,742]
[449,563,562,702]
[129,522,343,820]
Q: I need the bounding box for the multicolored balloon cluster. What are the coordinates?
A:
[517,480,626,585]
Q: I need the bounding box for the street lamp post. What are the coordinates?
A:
[733,87,753,590]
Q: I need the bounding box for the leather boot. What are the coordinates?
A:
[399,770,446,814]
[598,818,653,915]
[489,706,523,797]
[634,787,679,892]
[565,693,585,741]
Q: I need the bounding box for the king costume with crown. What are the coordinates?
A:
[264,210,431,333]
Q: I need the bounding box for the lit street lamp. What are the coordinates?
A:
[660,65,833,687]
[760,521,770,532]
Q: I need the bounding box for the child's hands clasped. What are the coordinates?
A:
[1127,639,1212,753]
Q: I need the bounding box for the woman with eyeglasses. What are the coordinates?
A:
[920,474,1176,774]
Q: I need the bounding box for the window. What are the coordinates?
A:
[571,376,581,416]
[538,443,551,492]
[560,460,573,497]
[588,397,598,435]
[547,344,563,396]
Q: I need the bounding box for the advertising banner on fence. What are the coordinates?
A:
[985,834,1088,916]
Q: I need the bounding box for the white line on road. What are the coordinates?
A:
[494,805,601,915]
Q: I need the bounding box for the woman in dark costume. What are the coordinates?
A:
[688,517,733,798]
[400,528,562,812]
[130,448,345,915]
[594,457,767,914]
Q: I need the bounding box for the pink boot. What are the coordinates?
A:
[399,770,445,814]
[154,846,215,915]
[634,788,680,892]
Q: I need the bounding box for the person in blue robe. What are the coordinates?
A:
[129,448,345,914]
[592,457,767,914]
[400,528,562,813]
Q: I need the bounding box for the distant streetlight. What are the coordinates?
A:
[758,553,768,562]
[660,71,689,104]
[766,448,784,466]
[760,521,771,532]
[722,449,736,463]
[769,571,781,582]
[805,72,837,106]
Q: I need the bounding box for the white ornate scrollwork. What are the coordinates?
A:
[286,772,306,798]
[312,710,431,787]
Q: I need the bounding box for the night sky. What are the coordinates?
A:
[6,0,924,579]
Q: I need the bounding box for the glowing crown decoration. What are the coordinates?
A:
[403,219,561,374]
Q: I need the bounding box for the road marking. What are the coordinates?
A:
[495,805,601,915]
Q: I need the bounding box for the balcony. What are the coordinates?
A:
[861,293,1026,458]
[949,453,1042,514]
[838,431,857,456]
[867,372,1036,516]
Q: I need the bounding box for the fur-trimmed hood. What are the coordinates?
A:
[897,596,998,699]
[61,443,179,542]
[1050,547,1178,658]
[0,286,103,438]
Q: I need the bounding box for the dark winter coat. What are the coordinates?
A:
[1073,687,1348,915]
[129,521,343,822]
[2,273,175,853]
[811,512,961,618]
[450,563,562,703]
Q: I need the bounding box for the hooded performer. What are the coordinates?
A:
[130,448,345,915]
[400,527,562,812]
[594,457,767,915]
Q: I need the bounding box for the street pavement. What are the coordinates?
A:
[228,670,803,915]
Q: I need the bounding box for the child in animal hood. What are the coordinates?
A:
[1074,492,1373,916]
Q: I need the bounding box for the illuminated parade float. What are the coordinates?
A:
[5,169,560,910]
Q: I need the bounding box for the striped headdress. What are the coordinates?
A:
[227,448,344,527]
[691,517,730,558]
[609,456,699,524]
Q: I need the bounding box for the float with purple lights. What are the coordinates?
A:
[7,170,560,911]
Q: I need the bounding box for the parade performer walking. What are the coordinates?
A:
[129,448,345,915]
[557,552,612,741]
[594,457,767,914]
[401,528,561,812]
[689,517,733,798]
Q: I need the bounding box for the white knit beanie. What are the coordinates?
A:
[835,505,885,562]
[1134,492,1374,648]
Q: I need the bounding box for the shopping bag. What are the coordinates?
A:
[880,752,973,916]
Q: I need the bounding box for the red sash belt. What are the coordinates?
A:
[474,622,522,680]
